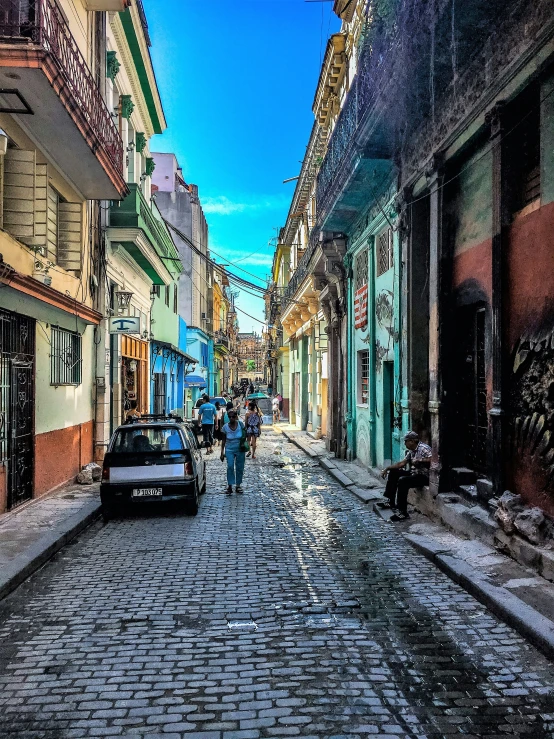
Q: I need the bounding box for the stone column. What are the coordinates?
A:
[487,102,507,496]
[427,157,444,495]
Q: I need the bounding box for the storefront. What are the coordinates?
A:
[121,335,149,420]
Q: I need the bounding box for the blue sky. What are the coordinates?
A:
[146,0,339,330]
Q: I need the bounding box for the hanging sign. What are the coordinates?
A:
[354,284,368,329]
[109,316,141,334]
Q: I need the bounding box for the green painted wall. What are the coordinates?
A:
[541,72,554,207]
[348,199,406,470]
[151,282,179,346]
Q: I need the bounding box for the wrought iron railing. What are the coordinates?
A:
[0,0,123,175]
[214,331,229,349]
[315,31,396,220]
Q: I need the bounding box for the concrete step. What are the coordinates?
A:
[451,466,478,488]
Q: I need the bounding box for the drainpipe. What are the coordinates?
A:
[368,235,377,467]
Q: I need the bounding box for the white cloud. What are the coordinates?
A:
[202,194,288,216]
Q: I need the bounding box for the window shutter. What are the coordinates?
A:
[58,202,82,273]
[46,186,59,263]
[2,149,36,244]
[0,156,4,229]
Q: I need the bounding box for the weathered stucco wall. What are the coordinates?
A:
[507,200,554,515]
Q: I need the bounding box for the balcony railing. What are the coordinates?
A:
[110,184,180,266]
[0,0,123,175]
[315,30,396,220]
[214,331,229,349]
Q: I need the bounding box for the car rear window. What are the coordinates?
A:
[112,427,185,454]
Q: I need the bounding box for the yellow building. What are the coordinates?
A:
[0,0,128,511]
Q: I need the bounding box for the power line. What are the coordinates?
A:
[162,218,268,294]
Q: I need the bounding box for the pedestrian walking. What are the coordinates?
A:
[198,394,216,454]
[245,401,262,459]
[272,395,280,423]
[220,409,247,494]
[379,431,432,521]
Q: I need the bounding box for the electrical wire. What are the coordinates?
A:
[162,218,268,292]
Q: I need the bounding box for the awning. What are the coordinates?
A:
[151,340,197,365]
[184,374,207,388]
[150,339,198,380]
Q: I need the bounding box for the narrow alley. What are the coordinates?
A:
[0,429,553,739]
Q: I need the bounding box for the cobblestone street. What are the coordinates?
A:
[1,430,554,739]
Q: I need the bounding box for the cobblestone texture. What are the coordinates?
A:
[1,430,554,738]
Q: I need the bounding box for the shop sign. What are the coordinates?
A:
[109,316,141,334]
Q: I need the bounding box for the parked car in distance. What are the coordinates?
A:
[100,415,206,520]
[190,397,227,436]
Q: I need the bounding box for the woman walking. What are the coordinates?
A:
[220,410,246,494]
[245,401,262,459]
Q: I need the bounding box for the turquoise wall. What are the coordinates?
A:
[347,201,407,470]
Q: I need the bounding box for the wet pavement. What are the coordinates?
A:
[1,429,554,738]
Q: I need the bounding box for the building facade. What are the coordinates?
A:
[272,0,554,526]
[94,0,191,459]
[0,0,127,512]
[237,333,264,383]
[152,152,215,403]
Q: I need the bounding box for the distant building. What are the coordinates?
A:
[237,333,264,381]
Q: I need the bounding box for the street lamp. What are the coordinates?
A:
[115,290,133,313]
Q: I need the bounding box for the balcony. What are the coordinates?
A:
[214,331,229,352]
[109,184,181,285]
[0,0,126,199]
[315,32,393,233]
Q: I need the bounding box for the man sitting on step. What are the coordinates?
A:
[379,431,432,521]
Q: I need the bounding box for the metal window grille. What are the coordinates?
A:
[355,249,368,290]
[376,228,393,277]
[50,327,82,385]
[358,350,369,404]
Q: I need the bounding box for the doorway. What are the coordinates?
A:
[153,372,167,415]
[454,305,488,472]
[0,309,35,510]
[383,361,394,465]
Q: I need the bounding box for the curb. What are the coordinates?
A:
[0,499,102,603]
[281,430,321,459]
[404,533,554,661]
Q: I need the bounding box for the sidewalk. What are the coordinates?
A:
[0,483,101,602]
[280,425,554,660]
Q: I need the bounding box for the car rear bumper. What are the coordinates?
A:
[100,480,197,506]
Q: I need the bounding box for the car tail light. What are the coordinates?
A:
[184,461,194,478]
[102,464,110,481]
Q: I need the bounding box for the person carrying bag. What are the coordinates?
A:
[220,409,248,495]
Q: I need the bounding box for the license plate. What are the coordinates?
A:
[132,488,162,497]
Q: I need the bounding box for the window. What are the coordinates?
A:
[355,249,368,290]
[507,86,540,216]
[376,228,393,276]
[358,350,369,405]
[47,186,59,263]
[173,284,178,314]
[151,285,160,298]
[165,285,170,307]
[51,327,82,385]
[111,427,186,454]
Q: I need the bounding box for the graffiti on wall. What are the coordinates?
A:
[511,322,554,494]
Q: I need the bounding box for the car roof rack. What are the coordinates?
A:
[126,413,184,424]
